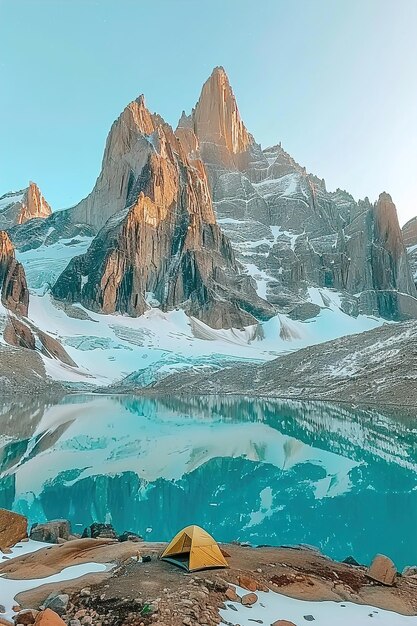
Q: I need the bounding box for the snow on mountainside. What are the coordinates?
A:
[2,66,416,389]
[149,320,417,405]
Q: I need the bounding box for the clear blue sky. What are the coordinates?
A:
[1,0,416,224]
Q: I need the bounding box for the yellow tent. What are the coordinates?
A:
[161,525,228,572]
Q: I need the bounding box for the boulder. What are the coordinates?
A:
[271,622,297,626]
[12,610,39,625]
[0,509,27,552]
[238,574,258,591]
[33,611,66,626]
[225,587,240,602]
[30,520,71,544]
[90,523,117,540]
[43,596,69,617]
[288,302,321,321]
[402,565,417,577]
[241,592,258,606]
[367,554,397,586]
[118,530,143,543]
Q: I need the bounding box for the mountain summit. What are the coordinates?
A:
[52,93,273,329]
[0,182,52,230]
[191,66,253,167]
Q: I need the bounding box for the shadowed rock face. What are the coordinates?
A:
[0,231,29,315]
[402,215,417,289]
[0,182,52,229]
[52,99,274,329]
[403,216,417,248]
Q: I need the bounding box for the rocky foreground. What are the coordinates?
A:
[1,512,417,626]
[143,320,417,405]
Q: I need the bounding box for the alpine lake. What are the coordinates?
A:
[1,394,416,570]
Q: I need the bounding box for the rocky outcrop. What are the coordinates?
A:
[30,520,71,544]
[0,508,27,551]
[0,182,52,230]
[0,344,65,396]
[70,95,163,231]
[367,554,397,586]
[52,98,274,329]
[3,316,77,368]
[0,231,29,315]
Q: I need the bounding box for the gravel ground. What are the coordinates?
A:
[0,344,64,396]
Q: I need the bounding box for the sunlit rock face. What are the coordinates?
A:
[0,182,52,230]
[191,66,254,169]
[174,68,417,320]
[0,231,29,316]
[6,68,417,325]
[52,97,274,329]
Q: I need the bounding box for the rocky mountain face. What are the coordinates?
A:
[173,67,417,321]
[0,232,77,375]
[402,216,417,287]
[0,182,52,230]
[5,67,417,333]
[52,97,273,329]
[0,231,29,316]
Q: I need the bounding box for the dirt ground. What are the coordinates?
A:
[5,540,417,626]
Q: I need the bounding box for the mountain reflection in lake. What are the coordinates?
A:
[1,394,416,569]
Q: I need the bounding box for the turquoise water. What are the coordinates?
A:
[1,394,416,569]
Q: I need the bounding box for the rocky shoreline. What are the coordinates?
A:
[1,512,417,626]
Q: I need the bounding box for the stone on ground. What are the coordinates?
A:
[238,574,258,591]
[225,587,240,602]
[367,554,397,586]
[0,509,27,552]
[34,610,66,626]
[44,595,69,617]
[30,520,71,544]
[241,592,258,606]
[12,610,39,625]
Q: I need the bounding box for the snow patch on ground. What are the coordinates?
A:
[0,540,106,620]
[220,586,417,626]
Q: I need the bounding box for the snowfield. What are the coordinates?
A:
[24,287,382,387]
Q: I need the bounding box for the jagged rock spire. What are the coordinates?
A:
[191,67,253,167]
[0,230,29,316]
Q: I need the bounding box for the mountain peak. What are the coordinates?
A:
[191,66,253,165]
[0,182,52,229]
[135,94,146,107]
